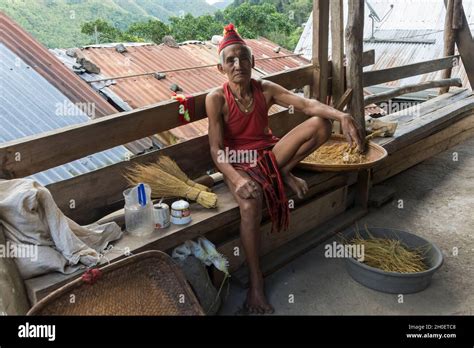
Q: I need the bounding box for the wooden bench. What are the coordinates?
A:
[24,88,474,304]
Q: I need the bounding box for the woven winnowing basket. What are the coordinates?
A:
[27,251,204,316]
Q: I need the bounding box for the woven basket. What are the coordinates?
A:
[27,251,204,316]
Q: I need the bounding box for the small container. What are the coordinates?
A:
[123,184,154,237]
[153,203,170,229]
[170,200,191,225]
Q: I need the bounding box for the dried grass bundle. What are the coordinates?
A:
[156,156,211,192]
[346,226,429,273]
[123,163,217,209]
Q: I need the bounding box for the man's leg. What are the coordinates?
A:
[224,170,274,314]
[271,116,332,198]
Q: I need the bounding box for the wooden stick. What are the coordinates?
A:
[365,78,462,105]
[440,0,456,94]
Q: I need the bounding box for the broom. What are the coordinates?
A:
[156,155,211,192]
[123,163,217,209]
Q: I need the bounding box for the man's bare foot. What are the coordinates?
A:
[282,172,308,199]
[244,285,274,315]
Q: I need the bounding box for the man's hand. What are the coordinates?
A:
[234,176,260,200]
[340,113,364,151]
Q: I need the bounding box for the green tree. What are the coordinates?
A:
[81,19,122,44]
[126,20,170,43]
[169,14,222,42]
[224,2,295,42]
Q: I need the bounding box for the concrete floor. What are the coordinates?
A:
[219,137,474,315]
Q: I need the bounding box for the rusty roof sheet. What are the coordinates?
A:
[1,12,152,154]
[59,39,308,143]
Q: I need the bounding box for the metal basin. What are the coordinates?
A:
[344,228,444,294]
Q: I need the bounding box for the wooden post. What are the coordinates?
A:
[312,0,330,103]
[452,0,463,29]
[330,0,344,104]
[440,0,455,94]
[345,0,366,139]
[444,0,474,90]
[330,0,344,134]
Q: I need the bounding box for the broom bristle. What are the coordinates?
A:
[157,156,211,192]
[124,163,217,208]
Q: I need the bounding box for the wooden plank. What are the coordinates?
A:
[45,109,307,224]
[25,170,346,304]
[47,135,213,224]
[218,180,349,273]
[232,206,367,288]
[330,0,344,104]
[361,49,375,67]
[365,78,462,106]
[374,88,471,133]
[0,66,312,179]
[263,65,313,91]
[381,96,474,153]
[346,0,366,139]
[445,0,474,88]
[363,55,460,87]
[305,49,373,99]
[373,112,474,184]
[312,0,330,102]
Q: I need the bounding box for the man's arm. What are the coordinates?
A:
[205,90,259,199]
[262,80,364,149]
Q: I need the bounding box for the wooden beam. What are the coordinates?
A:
[335,88,353,111]
[365,78,462,105]
[312,0,330,102]
[373,112,474,184]
[346,0,366,138]
[361,49,375,67]
[0,65,313,179]
[444,0,474,89]
[379,96,474,154]
[363,55,460,87]
[46,110,310,224]
[440,0,456,94]
[330,0,344,104]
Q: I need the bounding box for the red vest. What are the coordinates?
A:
[223,79,279,151]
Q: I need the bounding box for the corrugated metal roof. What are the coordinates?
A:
[52,39,309,143]
[295,0,473,89]
[1,12,152,154]
[0,43,132,186]
[0,11,118,118]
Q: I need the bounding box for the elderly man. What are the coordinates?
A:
[206,24,363,314]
